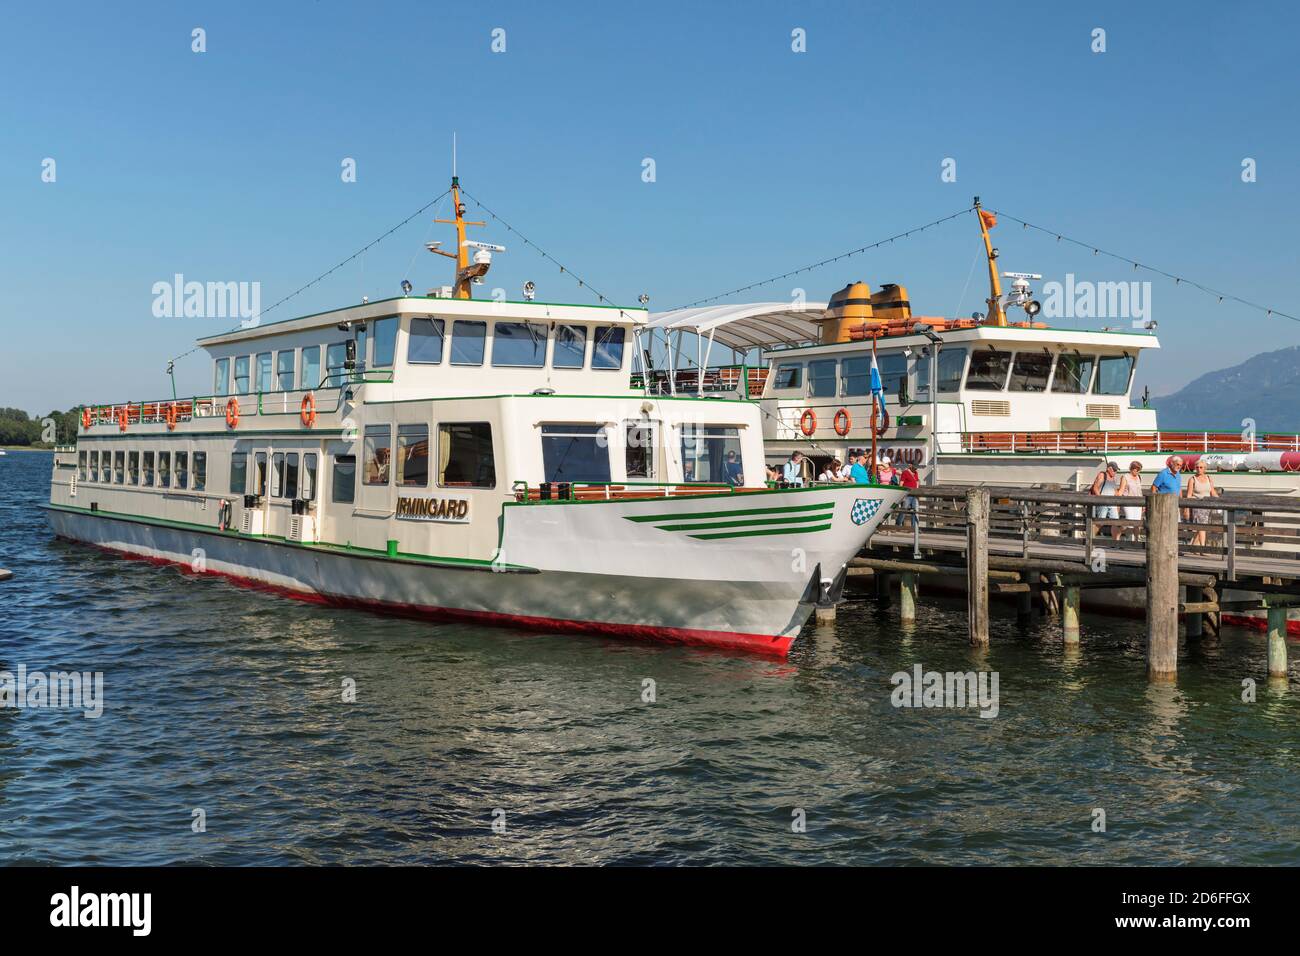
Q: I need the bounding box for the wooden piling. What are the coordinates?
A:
[967,488,990,646]
[1267,602,1288,679]
[1062,586,1081,645]
[1145,491,1179,682]
[900,572,918,623]
[1185,584,1203,638]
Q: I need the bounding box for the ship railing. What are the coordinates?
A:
[511,480,750,502]
[633,365,767,398]
[949,430,1300,456]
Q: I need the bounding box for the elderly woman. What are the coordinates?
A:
[1115,461,1144,540]
[1183,459,1220,547]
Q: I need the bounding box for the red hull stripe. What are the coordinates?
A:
[1222,613,1300,637]
[74,538,796,657]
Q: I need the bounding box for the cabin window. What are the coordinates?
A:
[965,349,1011,391]
[175,451,189,490]
[230,452,248,494]
[1094,354,1134,396]
[89,450,99,482]
[408,317,445,364]
[492,321,547,368]
[540,424,612,483]
[841,357,869,396]
[326,342,348,387]
[364,425,392,485]
[271,453,284,497]
[397,424,429,487]
[1051,353,1096,394]
[372,317,397,367]
[553,325,587,368]
[1009,351,1052,392]
[934,347,967,394]
[276,350,295,391]
[592,326,625,370]
[772,364,802,390]
[301,453,317,500]
[193,451,207,492]
[158,451,171,489]
[283,453,300,498]
[301,346,321,390]
[255,352,273,392]
[114,451,125,484]
[680,425,742,484]
[254,452,268,496]
[879,353,908,395]
[234,356,250,394]
[450,320,486,366]
[78,450,87,480]
[332,455,356,504]
[214,358,230,396]
[128,451,140,485]
[353,326,368,373]
[141,451,154,487]
[625,421,656,480]
[808,360,838,398]
[438,423,495,488]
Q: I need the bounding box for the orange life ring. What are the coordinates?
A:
[225,397,240,429]
[833,408,852,436]
[164,401,178,431]
[117,407,129,432]
[799,409,817,436]
[81,407,92,430]
[300,392,317,428]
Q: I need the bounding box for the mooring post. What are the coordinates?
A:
[900,572,918,623]
[1266,601,1288,680]
[1145,491,1179,682]
[1185,584,1203,638]
[967,487,990,646]
[1062,586,1081,645]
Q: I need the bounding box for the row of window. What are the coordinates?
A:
[231,451,320,502]
[772,348,1135,399]
[212,317,628,396]
[80,449,208,491]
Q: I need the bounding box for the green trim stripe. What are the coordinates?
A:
[625,500,834,523]
[688,523,833,541]
[624,498,836,540]
[655,513,834,532]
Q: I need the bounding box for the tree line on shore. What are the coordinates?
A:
[0,407,79,447]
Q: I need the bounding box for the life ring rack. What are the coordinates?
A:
[300,392,318,428]
[225,397,240,429]
[799,409,817,437]
[833,408,852,436]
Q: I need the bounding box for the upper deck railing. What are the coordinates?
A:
[949,430,1300,455]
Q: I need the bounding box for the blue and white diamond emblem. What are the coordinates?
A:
[850,498,882,525]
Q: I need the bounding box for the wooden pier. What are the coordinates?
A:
[849,484,1300,683]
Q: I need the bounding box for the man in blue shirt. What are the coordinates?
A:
[849,452,872,484]
[723,450,743,486]
[1151,456,1184,494]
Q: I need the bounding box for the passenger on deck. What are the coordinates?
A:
[782,451,806,487]
[876,456,899,486]
[897,462,920,527]
[818,457,848,483]
[849,453,871,484]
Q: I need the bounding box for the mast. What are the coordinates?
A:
[431,176,488,299]
[974,196,1007,327]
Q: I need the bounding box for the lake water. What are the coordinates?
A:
[2,449,1297,864]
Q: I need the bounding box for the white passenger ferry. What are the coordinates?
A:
[46,177,904,656]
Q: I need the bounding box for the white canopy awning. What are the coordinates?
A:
[644,302,828,351]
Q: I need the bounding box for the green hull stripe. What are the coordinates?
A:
[626,501,834,523]
[656,513,838,532]
[688,522,832,541]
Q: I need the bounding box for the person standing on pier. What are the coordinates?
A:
[1151,456,1183,495]
[1090,461,1120,536]
[896,461,920,527]
[1116,461,1144,540]
[1183,459,1220,547]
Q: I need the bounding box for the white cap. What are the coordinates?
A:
[881,456,891,465]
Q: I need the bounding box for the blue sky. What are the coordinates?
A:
[4,0,1298,414]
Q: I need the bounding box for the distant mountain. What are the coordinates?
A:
[1150,345,1300,432]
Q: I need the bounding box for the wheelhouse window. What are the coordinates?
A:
[1052,353,1096,394]
[396,424,429,487]
[300,346,321,390]
[1009,351,1053,392]
[332,455,356,504]
[1094,354,1134,396]
[141,451,154,487]
[371,317,397,367]
[553,325,587,368]
[438,423,495,488]
[592,326,625,370]
[214,358,230,396]
[492,321,547,368]
[680,425,742,484]
[255,352,273,392]
[158,451,171,489]
[230,452,247,494]
[772,364,802,390]
[450,320,486,366]
[175,451,189,490]
[937,347,967,393]
[540,424,612,483]
[301,453,317,500]
[808,359,837,398]
[234,356,250,394]
[625,421,656,480]
[408,317,445,364]
[326,342,348,387]
[128,451,140,485]
[193,451,207,492]
[113,451,124,484]
[276,350,295,391]
[965,349,1011,391]
[364,425,391,485]
[353,326,368,373]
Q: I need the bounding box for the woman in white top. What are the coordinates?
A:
[1115,461,1144,540]
[818,458,847,483]
[1183,460,1220,547]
